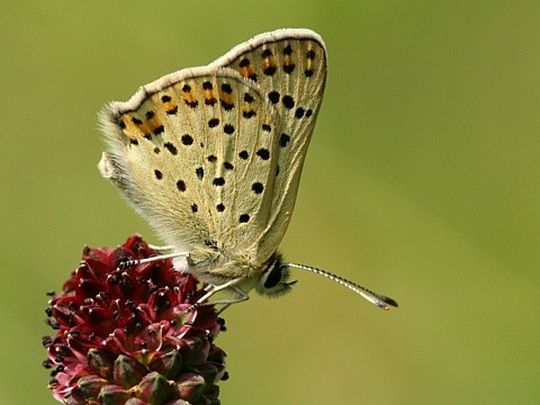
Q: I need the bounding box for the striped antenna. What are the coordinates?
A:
[284,263,398,311]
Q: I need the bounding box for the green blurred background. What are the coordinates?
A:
[2,1,539,404]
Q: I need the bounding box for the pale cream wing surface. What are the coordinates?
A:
[99,66,281,256]
[212,29,328,263]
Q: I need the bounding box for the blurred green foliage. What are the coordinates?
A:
[1,1,539,404]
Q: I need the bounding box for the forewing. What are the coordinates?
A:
[99,66,280,255]
[212,29,327,262]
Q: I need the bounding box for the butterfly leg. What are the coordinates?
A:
[199,286,250,311]
[190,287,249,313]
[147,244,174,252]
[216,287,250,314]
[118,251,188,269]
[188,277,247,312]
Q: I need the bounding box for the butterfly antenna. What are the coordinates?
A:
[283,263,398,311]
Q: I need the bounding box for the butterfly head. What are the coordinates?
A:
[255,254,297,297]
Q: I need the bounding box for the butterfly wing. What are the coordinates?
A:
[211,29,328,263]
[99,66,281,261]
[99,29,327,275]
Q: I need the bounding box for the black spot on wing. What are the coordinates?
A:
[164,142,177,155]
[256,148,270,160]
[239,214,250,223]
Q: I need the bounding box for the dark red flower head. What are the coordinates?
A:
[43,235,227,405]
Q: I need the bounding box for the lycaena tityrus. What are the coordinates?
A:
[98,29,398,310]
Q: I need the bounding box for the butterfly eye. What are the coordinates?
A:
[263,265,282,289]
[256,258,294,297]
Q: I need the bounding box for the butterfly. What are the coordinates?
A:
[98,28,397,310]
